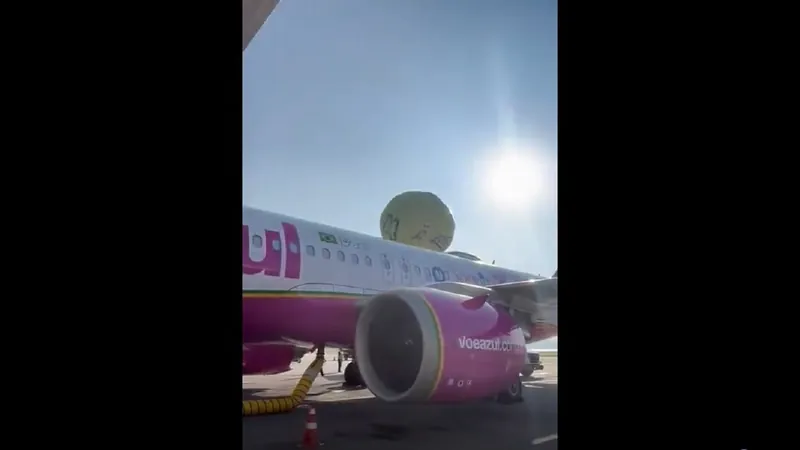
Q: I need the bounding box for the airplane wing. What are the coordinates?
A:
[425,277,558,342]
[424,277,557,315]
[486,278,558,342]
[486,278,558,315]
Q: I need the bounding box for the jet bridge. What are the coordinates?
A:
[243,0,280,51]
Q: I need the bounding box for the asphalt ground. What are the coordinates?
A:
[243,351,558,450]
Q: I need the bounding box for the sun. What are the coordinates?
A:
[480,150,545,212]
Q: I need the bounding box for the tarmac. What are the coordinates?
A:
[243,350,558,449]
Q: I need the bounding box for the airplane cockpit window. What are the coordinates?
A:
[424,268,432,281]
[382,255,391,270]
[271,239,281,251]
[337,250,345,262]
[351,254,359,265]
[322,248,331,259]
[365,255,372,267]
[414,265,422,276]
[251,235,262,248]
[402,262,409,273]
[306,245,315,257]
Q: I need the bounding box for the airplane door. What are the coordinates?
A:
[398,258,411,286]
[381,254,394,285]
[412,264,423,286]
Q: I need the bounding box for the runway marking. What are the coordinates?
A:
[531,434,558,445]
[523,380,557,388]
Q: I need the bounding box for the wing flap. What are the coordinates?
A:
[487,278,558,342]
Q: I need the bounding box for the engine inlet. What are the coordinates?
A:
[366,296,423,394]
[355,289,442,402]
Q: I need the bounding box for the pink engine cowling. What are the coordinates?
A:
[354,287,527,403]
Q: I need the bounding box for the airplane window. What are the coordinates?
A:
[288,242,298,254]
[337,250,345,262]
[414,265,422,276]
[306,245,315,257]
[251,235,262,248]
[271,239,281,251]
[424,268,432,281]
[365,255,372,267]
[351,254,359,265]
[322,248,330,259]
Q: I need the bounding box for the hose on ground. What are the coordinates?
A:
[242,356,325,416]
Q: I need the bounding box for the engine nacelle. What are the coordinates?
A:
[242,343,297,375]
[354,287,527,403]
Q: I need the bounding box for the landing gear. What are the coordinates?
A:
[496,376,524,404]
[343,361,364,387]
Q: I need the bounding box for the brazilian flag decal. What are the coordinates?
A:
[319,232,338,244]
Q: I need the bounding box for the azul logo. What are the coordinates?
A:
[457,336,524,352]
[242,222,301,279]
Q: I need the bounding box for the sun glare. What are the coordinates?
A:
[480,150,545,212]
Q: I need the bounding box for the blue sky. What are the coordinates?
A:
[244,0,557,291]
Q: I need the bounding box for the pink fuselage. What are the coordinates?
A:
[241,294,362,375]
[241,292,557,381]
[243,295,361,347]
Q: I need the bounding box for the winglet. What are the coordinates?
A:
[462,293,490,310]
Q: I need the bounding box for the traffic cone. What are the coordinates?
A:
[300,406,321,448]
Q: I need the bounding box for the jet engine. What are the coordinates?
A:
[354,287,527,403]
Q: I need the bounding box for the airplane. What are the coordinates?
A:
[242,205,558,404]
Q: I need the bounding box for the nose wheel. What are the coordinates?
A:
[497,376,524,404]
[343,361,364,387]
